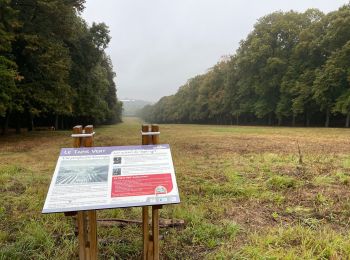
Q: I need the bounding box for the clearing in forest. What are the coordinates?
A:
[1,117,350,259]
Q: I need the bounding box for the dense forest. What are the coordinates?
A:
[0,0,122,134]
[141,5,350,127]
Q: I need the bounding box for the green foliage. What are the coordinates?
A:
[182,220,239,249]
[142,5,350,127]
[239,225,350,259]
[0,0,19,117]
[0,56,18,117]
[0,0,122,132]
[267,175,297,190]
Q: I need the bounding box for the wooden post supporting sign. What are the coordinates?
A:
[142,124,162,260]
[71,125,98,260]
[64,124,165,259]
[142,124,150,259]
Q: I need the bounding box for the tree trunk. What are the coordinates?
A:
[278,117,282,126]
[305,112,310,127]
[61,116,64,130]
[292,115,296,126]
[1,112,9,135]
[236,114,239,125]
[325,109,330,128]
[16,114,21,134]
[346,112,350,128]
[28,113,34,132]
[55,115,59,130]
[268,113,272,126]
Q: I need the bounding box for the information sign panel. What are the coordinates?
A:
[42,145,180,213]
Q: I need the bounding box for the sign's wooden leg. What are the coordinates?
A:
[152,205,161,260]
[151,124,159,144]
[143,206,149,259]
[142,124,151,259]
[77,211,87,260]
[142,124,162,259]
[73,125,83,148]
[88,210,98,260]
[151,125,161,260]
[147,237,154,260]
[77,211,98,260]
[74,126,98,260]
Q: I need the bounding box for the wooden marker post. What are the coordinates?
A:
[72,125,98,260]
[142,124,162,260]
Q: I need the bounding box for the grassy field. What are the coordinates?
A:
[1,117,350,259]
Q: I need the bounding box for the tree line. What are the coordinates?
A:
[0,0,122,134]
[140,5,350,127]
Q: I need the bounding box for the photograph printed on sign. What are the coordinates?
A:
[113,157,122,164]
[112,166,122,176]
[55,157,109,184]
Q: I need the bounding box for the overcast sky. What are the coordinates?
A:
[82,0,348,102]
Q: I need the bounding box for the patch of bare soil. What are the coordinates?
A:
[225,201,276,229]
[281,185,350,229]
[177,134,350,156]
[0,132,68,154]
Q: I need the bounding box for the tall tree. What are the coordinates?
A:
[318,41,350,127]
[0,0,20,133]
[0,0,123,132]
[137,5,350,128]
